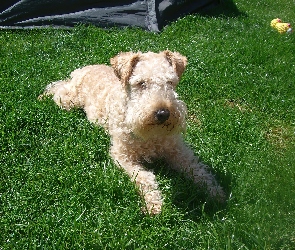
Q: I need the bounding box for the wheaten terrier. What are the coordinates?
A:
[40,50,225,214]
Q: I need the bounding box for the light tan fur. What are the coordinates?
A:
[40,51,225,214]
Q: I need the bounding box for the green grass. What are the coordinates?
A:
[1,0,295,249]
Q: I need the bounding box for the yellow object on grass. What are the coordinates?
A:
[271,18,292,34]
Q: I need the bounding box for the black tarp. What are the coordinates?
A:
[0,0,219,32]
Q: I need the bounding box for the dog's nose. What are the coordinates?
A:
[155,109,170,123]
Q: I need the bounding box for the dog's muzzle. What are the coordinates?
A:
[155,109,170,124]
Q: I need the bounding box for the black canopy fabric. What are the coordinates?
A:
[0,0,219,32]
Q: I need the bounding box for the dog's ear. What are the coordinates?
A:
[163,50,187,79]
[110,52,140,84]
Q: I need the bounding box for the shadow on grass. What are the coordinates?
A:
[200,0,246,18]
[145,159,231,221]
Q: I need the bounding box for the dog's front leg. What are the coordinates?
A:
[165,137,225,202]
[121,161,163,215]
[110,147,163,215]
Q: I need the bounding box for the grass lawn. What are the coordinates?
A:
[1,0,295,249]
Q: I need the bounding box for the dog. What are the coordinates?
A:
[39,50,225,214]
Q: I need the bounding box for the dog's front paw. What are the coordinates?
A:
[142,190,163,215]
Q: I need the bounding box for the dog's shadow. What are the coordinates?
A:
[144,159,231,220]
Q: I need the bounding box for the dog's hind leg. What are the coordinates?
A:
[39,80,79,110]
[39,67,91,110]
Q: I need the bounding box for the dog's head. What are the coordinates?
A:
[111,50,187,85]
[111,51,188,140]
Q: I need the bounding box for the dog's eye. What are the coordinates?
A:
[167,81,173,85]
[138,81,146,89]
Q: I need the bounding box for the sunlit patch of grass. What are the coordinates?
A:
[1,0,295,248]
[265,123,295,150]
